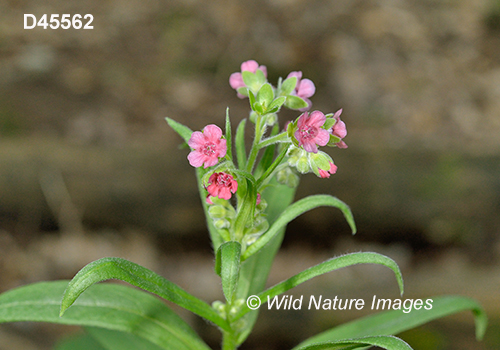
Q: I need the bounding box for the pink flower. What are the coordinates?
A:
[294,111,330,153]
[330,109,348,149]
[287,71,315,111]
[229,60,267,98]
[206,172,238,201]
[187,124,227,168]
[318,162,338,178]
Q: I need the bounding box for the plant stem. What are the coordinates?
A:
[245,114,264,173]
[222,330,237,350]
[256,144,290,188]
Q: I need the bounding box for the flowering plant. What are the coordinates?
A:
[0,60,487,350]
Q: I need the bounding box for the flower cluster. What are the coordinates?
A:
[183,60,348,244]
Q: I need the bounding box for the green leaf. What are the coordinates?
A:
[256,83,274,107]
[235,118,247,169]
[86,326,165,350]
[233,252,404,321]
[217,241,241,303]
[60,257,229,331]
[225,108,232,161]
[285,95,309,110]
[242,195,356,260]
[0,281,211,350]
[294,295,487,349]
[280,76,297,96]
[55,332,107,350]
[165,118,193,144]
[294,335,413,350]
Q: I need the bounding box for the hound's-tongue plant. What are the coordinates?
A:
[0,60,487,350]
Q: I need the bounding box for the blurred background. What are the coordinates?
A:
[1,0,500,349]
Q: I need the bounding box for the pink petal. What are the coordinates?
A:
[302,140,318,153]
[258,65,267,77]
[315,129,330,147]
[287,71,302,80]
[308,111,326,127]
[241,60,259,72]
[229,72,244,89]
[203,156,219,168]
[332,120,347,139]
[187,151,205,168]
[218,187,232,200]
[203,124,223,141]
[297,79,315,99]
[216,139,227,157]
[329,162,338,174]
[188,131,206,149]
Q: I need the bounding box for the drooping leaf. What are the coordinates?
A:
[233,252,404,321]
[293,295,487,349]
[0,281,211,350]
[294,335,413,350]
[242,194,356,260]
[59,257,229,331]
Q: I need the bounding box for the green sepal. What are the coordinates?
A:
[237,87,249,97]
[327,134,342,147]
[285,95,309,110]
[242,71,259,90]
[216,241,242,303]
[267,96,287,114]
[256,83,274,108]
[280,76,297,96]
[323,116,336,130]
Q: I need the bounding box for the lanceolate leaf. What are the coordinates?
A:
[242,195,356,260]
[0,281,211,350]
[293,295,487,349]
[293,335,413,350]
[165,117,193,144]
[60,257,229,331]
[86,326,166,350]
[235,118,247,169]
[233,252,404,321]
[217,241,242,303]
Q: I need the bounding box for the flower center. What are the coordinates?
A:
[217,174,231,187]
[299,125,318,140]
[203,142,217,155]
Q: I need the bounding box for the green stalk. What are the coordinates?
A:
[245,114,264,173]
[222,330,238,350]
[256,144,290,188]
